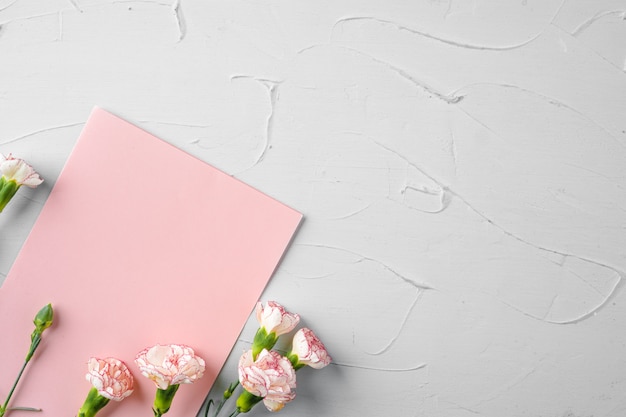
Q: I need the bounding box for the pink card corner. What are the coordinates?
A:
[0,108,302,417]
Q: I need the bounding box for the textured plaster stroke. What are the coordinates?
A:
[331,16,545,51]
[473,366,538,406]
[365,290,422,356]
[2,0,175,29]
[330,131,448,215]
[331,0,567,52]
[0,0,18,12]
[606,401,626,416]
[297,45,463,104]
[399,184,450,215]
[571,9,626,37]
[67,0,82,12]
[542,294,560,321]
[171,0,185,42]
[325,203,372,220]
[0,0,166,29]
[230,75,282,168]
[57,9,63,40]
[454,190,624,325]
[111,0,171,5]
[0,10,57,25]
[452,82,626,147]
[372,141,625,325]
[551,24,626,77]
[331,361,427,372]
[347,47,463,104]
[449,126,458,177]
[443,0,453,20]
[296,243,433,291]
[567,267,611,298]
[290,242,429,357]
[104,0,185,42]
[372,140,451,207]
[563,160,626,183]
[441,400,484,416]
[282,269,334,280]
[0,122,85,146]
[321,245,430,291]
[138,119,212,128]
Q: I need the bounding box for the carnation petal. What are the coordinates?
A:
[135,344,205,389]
[256,301,300,336]
[292,328,332,369]
[263,399,286,412]
[0,154,42,187]
[86,357,134,401]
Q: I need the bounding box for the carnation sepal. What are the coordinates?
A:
[153,384,180,417]
[78,387,110,417]
[286,353,306,371]
[235,390,263,414]
[0,177,19,212]
[33,304,54,335]
[251,327,278,359]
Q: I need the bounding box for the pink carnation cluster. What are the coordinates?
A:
[75,301,327,417]
[235,301,332,413]
[79,345,206,417]
[238,349,297,412]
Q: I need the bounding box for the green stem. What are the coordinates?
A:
[202,399,214,417]
[0,305,52,417]
[212,398,226,417]
[2,332,43,414]
[1,359,30,415]
[214,381,239,417]
[25,333,41,363]
[5,408,40,412]
[201,381,240,417]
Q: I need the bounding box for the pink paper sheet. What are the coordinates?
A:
[0,108,302,417]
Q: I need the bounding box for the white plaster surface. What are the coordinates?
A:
[1,1,626,416]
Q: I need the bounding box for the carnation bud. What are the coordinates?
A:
[33,303,54,335]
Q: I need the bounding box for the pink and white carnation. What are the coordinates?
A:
[255,301,300,336]
[86,357,134,401]
[0,154,43,187]
[135,344,205,390]
[291,328,332,369]
[238,349,297,412]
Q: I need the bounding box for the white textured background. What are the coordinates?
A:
[1,1,626,416]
